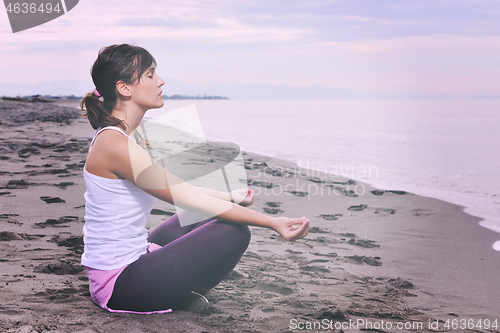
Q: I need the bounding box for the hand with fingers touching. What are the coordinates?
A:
[271,216,310,242]
[231,188,255,207]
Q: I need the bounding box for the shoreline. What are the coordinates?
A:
[240,150,500,319]
[1,98,499,332]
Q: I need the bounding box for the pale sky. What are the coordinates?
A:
[1,0,500,97]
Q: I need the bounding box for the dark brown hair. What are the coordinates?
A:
[80,44,156,130]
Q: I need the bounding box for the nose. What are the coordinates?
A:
[158,76,165,87]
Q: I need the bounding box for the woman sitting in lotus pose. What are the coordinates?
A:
[80,43,310,313]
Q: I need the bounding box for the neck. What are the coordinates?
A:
[111,103,147,135]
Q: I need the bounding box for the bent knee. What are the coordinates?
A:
[239,224,251,245]
[223,222,251,246]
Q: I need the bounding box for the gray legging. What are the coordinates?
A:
[107,213,251,312]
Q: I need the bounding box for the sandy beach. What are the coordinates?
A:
[0,98,498,333]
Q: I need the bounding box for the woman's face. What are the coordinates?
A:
[129,64,165,111]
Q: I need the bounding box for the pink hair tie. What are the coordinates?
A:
[93,88,104,102]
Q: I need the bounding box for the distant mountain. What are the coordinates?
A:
[163,94,229,100]
[0,79,381,99]
[162,78,382,99]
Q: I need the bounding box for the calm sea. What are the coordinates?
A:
[152,98,500,252]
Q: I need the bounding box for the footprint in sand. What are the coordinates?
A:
[44,155,71,161]
[24,168,69,177]
[370,189,408,195]
[347,204,367,211]
[40,196,66,204]
[287,190,308,197]
[318,214,342,220]
[222,270,244,281]
[316,308,348,321]
[343,255,382,266]
[34,261,84,275]
[388,278,414,289]
[247,179,275,189]
[262,166,287,177]
[35,286,90,300]
[311,252,338,258]
[150,208,175,216]
[250,161,269,169]
[347,238,380,248]
[389,190,407,195]
[31,142,57,149]
[34,216,78,228]
[370,189,385,195]
[325,186,358,197]
[4,180,32,189]
[50,233,84,254]
[343,189,359,197]
[411,208,433,217]
[257,283,294,295]
[339,232,356,238]
[299,265,330,273]
[54,182,74,189]
[18,147,40,158]
[0,213,19,218]
[0,231,45,241]
[259,181,275,189]
[374,208,396,214]
[308,177,324,183]
[51,232,83,247]
[0,214,21,225]
[263,201,284,214]
[263,207,283,214]
[65,161,85,170]
[329,179,356,185]
[307,259,329,264]
[308,227,329,234]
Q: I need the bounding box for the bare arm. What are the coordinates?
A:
[90,131,309,241]
[194,186,254,206]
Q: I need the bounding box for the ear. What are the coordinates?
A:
[116,80,132,98]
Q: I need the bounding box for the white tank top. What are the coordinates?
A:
[81,126,157,270]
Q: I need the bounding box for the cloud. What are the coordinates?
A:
[1,0,500,96]
[293,34,500,58]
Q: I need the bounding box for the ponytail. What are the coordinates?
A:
[80,91,126,130]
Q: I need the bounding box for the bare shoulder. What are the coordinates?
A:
[85,129,131,179]
[92,129,129,153]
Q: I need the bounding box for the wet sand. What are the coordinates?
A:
[0,98,498,332]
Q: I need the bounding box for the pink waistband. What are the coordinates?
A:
[85,243,171,314]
